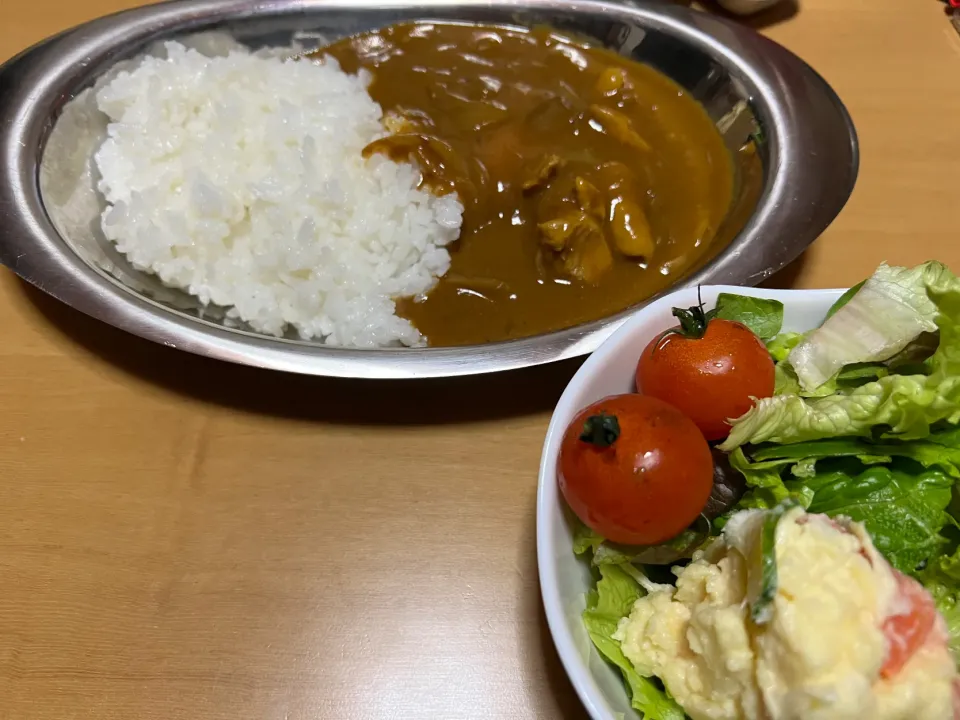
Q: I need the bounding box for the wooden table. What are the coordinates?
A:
[0,1,957,718]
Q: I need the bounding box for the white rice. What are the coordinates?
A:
[93,41,463,348]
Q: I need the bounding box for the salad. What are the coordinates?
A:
[559,261,960,719]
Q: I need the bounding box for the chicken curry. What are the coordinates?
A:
[321,22,740,346]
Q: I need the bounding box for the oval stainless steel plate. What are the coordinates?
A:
[0,0,858,379]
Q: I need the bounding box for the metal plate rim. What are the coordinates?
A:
[0,0,859,379]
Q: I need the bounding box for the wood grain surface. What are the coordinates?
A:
[0,1,958,718]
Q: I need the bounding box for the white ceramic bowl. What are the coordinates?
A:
[536,284,846,719]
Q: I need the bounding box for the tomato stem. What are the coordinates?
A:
[672,306,707,338]
[580,413,620,448]
[652,287,709,350]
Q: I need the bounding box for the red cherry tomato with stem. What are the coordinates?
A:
[636,302,775,441]
[558,393,713,546]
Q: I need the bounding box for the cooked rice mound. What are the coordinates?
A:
[94,41,463,348]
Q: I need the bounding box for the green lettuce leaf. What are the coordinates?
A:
[728,447,814,507]
[799,463,953,574]
[767,332,804,363]
[773,363,801,396]
[713,449,815,530]
[769,321,890,399]
[824,280,866,320]
[788,262,947,391]
[573,518,605,556]
[773,362,890,400]
[722,375,959,448]
[887,332,941,370]
[572,516,709,567]
[583,564,685,720]
[746,432,960,479]
[724,439,956,573]
[769,333,805,395]
[712,293,784,340]
[918,546,960,660]
[722,262,960,449]
[592,528,709,567]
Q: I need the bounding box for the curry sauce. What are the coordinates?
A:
[320,22,735,346]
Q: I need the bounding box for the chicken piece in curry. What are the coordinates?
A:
[320,22,737,346]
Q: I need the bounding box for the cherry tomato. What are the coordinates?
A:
[636,306,775,441]
[558,393,713,545]
[881,570,942,679]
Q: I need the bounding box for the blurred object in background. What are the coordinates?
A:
[713,0,783,16]
[941,0,960,37]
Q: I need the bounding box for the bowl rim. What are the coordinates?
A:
[0,0,858,378]
[535,283,847,719]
